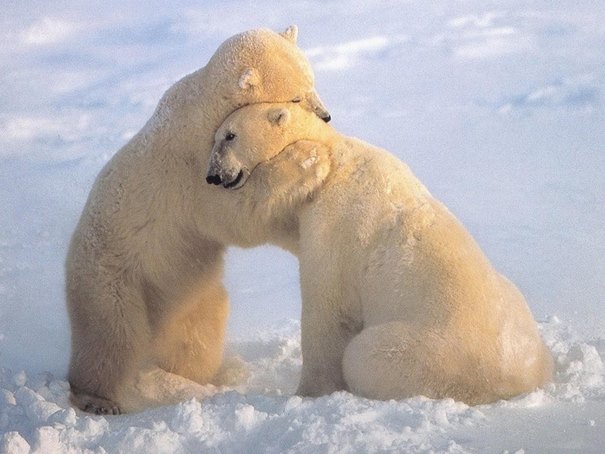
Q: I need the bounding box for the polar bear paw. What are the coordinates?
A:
[70,389,121,415]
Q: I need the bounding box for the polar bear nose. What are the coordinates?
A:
[307,90,331,123]
[206,174,222,185]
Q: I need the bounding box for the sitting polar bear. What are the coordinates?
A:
[66,26,330,414]
[206,102,553,404]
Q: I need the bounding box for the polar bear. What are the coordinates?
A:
[66,26,331,414]
[206,102,553,404]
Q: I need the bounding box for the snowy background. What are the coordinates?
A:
[1,0,604,452]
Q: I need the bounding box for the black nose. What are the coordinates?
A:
[206,174,222,185]
[322,114,331,123]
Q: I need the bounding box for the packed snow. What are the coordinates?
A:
[1,0,604,452]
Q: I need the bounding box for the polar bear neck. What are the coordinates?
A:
[138,66,239,161]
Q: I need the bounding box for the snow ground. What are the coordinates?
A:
[1,319,605,453]
[1,1,604,452]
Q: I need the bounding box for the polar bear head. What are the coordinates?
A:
[207,26,330,122]
[206,102,331,189]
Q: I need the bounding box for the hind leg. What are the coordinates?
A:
[343,322,430,401]
[342,322,489,403]
[153,280,229,385]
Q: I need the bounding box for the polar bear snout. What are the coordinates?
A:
[303,90,331,123]
[206,166,248,190]
[206,174,222,185]
[207,138,252,189]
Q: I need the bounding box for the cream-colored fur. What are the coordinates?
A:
[207,102,553,405]
[66,26,331,414]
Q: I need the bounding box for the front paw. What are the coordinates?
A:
[296,376,345,397]
[70,389,121,415]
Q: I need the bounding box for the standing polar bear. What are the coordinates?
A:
[206,102,553,404]
[66,26,330,414]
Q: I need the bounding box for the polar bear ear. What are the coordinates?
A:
[238,68,261,90]
[280,25,298,44]
[268,107,291,126]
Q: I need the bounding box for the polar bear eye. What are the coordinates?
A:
[225,132,236,141]
[291,97,301,103]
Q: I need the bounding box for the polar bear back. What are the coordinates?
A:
[300,136,546,362]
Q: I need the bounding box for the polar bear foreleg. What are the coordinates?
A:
[68,279,151,415]
[296,319,350,397]
[296,276,360,397]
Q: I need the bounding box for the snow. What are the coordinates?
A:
[1,320,605,453]
[1,0,604,452]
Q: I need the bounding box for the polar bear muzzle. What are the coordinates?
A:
[300,90,331,123]
[206,169,246,190]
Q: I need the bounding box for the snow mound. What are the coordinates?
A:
[1,319,603,453]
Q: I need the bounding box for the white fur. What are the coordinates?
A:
[209,102,553,405]
[66,27,330,414]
